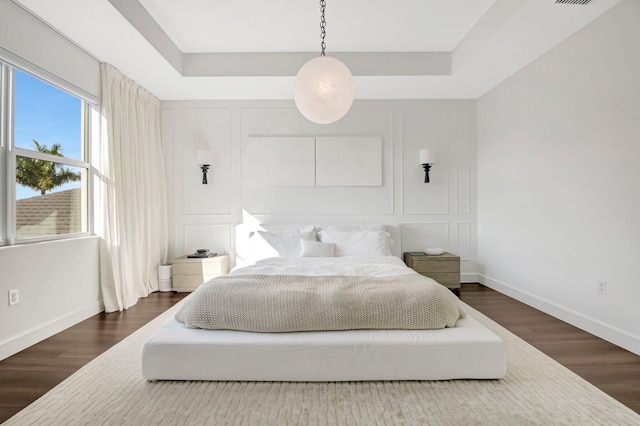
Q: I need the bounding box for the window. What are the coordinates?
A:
[0,62,92,245]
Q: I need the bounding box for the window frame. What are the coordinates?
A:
[0,63,7,246]
[0,60,94,246]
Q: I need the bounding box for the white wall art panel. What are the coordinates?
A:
[243,137,315,187]
[184,224,231,256]
[316,137,382,187]
[400,223,449,253]
[239,106,394,215]
[183,108,232,215]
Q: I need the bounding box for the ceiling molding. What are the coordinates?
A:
[183,52,451,77]
[13,0,624,100]
[452,0,527,72]
[107,0,183,73]
[110,0,455,78]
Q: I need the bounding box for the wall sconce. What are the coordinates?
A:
[419,149,436,183]
[197,150,214,184]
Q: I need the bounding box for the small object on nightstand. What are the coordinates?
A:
[187,252,218,258]
[187,249,216,258]
[406,251,427,256]
[424,248,444,256]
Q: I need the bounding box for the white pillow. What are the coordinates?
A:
[262,224,314,233]
[315,224,386,232]
[254,231,316,258]
[317,230,393,257]
[301,240,336,257]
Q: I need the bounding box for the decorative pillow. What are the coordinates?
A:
[254,230,316,258]
[301,240,336,257]
[317,230,393,257]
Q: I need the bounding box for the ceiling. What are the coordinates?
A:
[14,0,621,100]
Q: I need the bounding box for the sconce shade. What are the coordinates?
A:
[197,149,214,165]
[294,56,355,124]
[419,148,436,165]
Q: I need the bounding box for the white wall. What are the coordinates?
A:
[161,100,477,277]
[0,0,102,361]
[0,237,102,360]
[477,0,640,355]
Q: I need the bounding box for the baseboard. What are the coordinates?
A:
[0,301,104,361]
[461,273,478,283]
[479,274,640,356]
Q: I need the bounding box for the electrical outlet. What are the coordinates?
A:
[597,280,607,295]
[9,289,19,306]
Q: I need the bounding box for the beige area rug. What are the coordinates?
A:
[5,299,639,426]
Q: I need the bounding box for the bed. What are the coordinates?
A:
[142,225,506,381]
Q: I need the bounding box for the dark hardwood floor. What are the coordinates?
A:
[461,283,640,415]
[0,291,187,423]
[0,284,638,423]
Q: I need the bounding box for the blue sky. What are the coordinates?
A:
[14,69,82,200]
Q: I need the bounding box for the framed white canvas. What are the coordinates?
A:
[243,136,315,187]
[315,136,382,187]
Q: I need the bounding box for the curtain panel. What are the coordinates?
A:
[95,63,168,312]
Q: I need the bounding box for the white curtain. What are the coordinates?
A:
[95,63,168,312]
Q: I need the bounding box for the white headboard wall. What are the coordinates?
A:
[161,99,477,280]
[234,223,402,268]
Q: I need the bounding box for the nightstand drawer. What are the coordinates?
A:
[172,255,230,292]
[173,262,224,276]
[173,274,218,287]
[403,252,461,290]
[410,260,459,273]
[173,274,220,291]
[419,272,459,287]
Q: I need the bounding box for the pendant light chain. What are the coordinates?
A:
[320,0,326,56]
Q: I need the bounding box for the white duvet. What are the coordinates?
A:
[230,256,421,279]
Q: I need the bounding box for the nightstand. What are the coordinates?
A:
[403,252,461,291]
[172,254,230,292]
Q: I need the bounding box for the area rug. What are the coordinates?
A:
[5,298,639,425]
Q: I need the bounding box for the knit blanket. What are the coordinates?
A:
[175,274,464,332]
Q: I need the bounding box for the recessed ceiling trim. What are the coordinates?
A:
[110,0,454,78]
[452,0,527,72]
[107,0,183,73]
[183,52,451,77]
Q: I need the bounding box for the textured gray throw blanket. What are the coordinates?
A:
[175,274,464,332]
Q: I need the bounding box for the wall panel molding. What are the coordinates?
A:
[162,100,475,264]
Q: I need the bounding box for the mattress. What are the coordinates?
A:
[142,305,506,381]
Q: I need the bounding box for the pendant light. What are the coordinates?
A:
[294,0,355,124]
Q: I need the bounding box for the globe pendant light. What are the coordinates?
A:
[294,0,354,124]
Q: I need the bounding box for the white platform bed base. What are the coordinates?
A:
[141,308,506,382]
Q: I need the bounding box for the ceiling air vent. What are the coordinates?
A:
[555,0,592,4]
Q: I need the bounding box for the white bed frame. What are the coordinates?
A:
[142,305,505,381]
[142,223,506,381]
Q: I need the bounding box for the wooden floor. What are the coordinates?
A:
[0,284,638,423]
[0,291,188,423]
[462,284,640,415]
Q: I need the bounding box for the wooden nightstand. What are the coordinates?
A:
[172,254,230,292]
[403,252,461,290]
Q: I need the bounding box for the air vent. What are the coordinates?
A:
[555,0,592,4]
